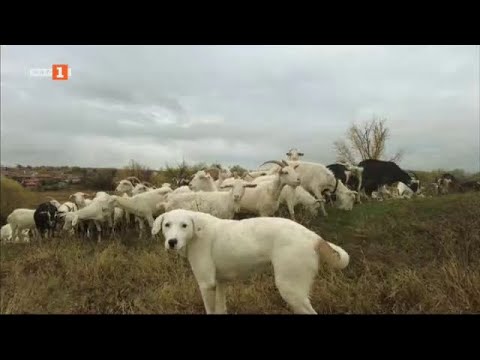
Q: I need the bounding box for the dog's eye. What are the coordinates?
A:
[165,223,170,228]
[181,223,187,228]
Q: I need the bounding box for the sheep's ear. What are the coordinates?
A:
[298,153,304,156]
[286,152,291,156]
[244,183,257,188]
[293,164,300,169]
[220,184,233,189]
[68,194,74,200]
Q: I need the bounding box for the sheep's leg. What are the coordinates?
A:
[125,211,130,226]
[138,219,145,240]
[286,200,296,221]
[10,224,18,243]
[312,189,328,217]
[146,214,156,240]
[94,221,102,243]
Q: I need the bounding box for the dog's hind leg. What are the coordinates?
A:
[273,251,318,314]
[215,281,227,314]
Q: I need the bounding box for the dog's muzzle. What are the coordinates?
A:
[167,239,178,249]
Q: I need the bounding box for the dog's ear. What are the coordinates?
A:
[152,214,165,236]
[190,215,203,237]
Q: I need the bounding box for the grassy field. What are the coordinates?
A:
[1,191,479,314]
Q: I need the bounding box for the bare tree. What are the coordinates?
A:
[334,116,404,164]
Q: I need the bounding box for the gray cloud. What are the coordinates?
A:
[1,45,479,172]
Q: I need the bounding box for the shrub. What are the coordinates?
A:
[0,176,37,225]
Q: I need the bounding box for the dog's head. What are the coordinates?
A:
[152,209,201,251]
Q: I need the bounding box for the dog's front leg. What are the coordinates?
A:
[188,253,217,315]
[198,283,216,314]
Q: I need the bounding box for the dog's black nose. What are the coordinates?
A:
[168,239,178,248]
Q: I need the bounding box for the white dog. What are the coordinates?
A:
[151,209,350,314]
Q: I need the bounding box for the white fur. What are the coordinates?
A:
[287,161,357,215]
[152,209,349,314]
[109,187,171,239]
[189,170,217,192]
[1,224,30,243]
[279,185,323,220]
[238,163,301,217]
[157,179,257,219]
[6,209,37,242]
[172,186,192,194]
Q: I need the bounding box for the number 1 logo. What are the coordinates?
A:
[52,64,69,80]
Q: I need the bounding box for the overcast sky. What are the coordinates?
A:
[1,45,479,172]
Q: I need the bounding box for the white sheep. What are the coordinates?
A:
[214,168,233,189]
[115,179,135,194]
[286,148,305,161]
[60,200,113,243]
[45,197,62,209]
[189,170,217,192]
[278,185,324,220]
[151,209,349,314]
[132,183,152,196]
[396,182,415,199]
[252,175,323,220]
[238,160,301,217]
[157,178,257,220]
[1,224,30,243]
[172,186,192,194]
[6,209,37,242]
[108,187,172,239]
[115,179,136,226]
[285,160,357,215]
[69,192,93,209]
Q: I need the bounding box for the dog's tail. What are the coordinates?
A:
[315,238,350,269]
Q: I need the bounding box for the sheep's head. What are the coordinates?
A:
[69,192,91,207]
[48,198,62,209]
[334,181,357,211]
[307,198,324,216]
[116,180,134,194]
[260,160,301,188]
[132,183,149,195]
[286,148,304,161]
[220,179,257,203]
[94,191,110,200]
[126,176,142,186]
[218,168,232,181]
[189,170,215,191]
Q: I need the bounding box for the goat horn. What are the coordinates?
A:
[260,160,286,168]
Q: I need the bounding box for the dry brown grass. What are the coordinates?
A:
[1,191,479,314]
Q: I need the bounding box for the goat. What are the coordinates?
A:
[7,209,37,242]
[157,178,257,220]
[108,187,172,239]
[34,202,59,240]
[237,160,301,217]
[189,170,217,192]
